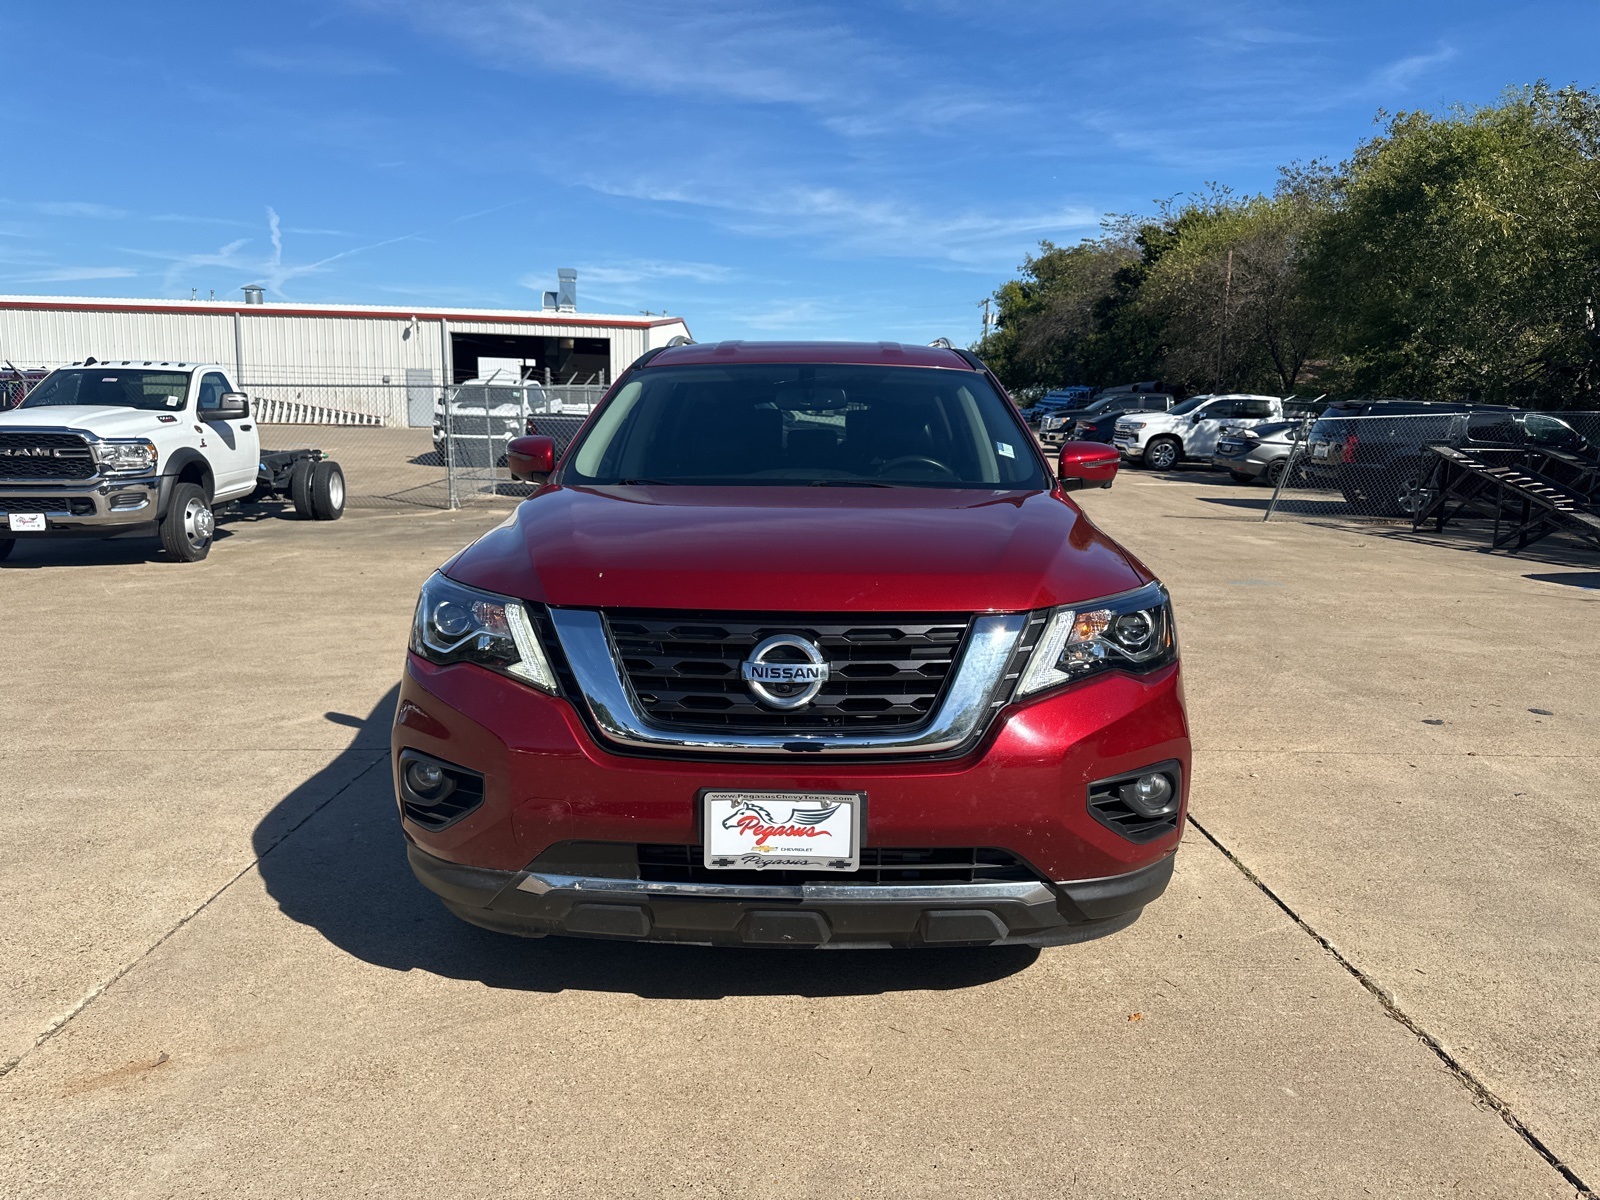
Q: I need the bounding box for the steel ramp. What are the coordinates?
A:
[1417,443,1600,553]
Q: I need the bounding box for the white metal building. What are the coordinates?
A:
[0,293,692,427]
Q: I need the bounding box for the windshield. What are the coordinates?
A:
[1167,396,1209,417]
[562,363,1050,489]
[21,368,191,412]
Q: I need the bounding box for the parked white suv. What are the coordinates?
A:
[0,359,344,562]
[1113,394,1282,470]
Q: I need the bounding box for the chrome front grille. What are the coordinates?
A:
[606,611,971,732]
[0,432,95,480]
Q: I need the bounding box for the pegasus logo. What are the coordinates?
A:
[720,798,843,845]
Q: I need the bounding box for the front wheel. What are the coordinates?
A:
[1145,437,1181,471]
[160,482,214,562]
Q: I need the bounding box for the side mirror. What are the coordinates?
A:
[506,434,556,482]
[1057,441,1119,491]
[204,392,249,421]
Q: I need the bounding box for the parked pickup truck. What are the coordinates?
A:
[393,340,1190,949]
[1113,394,1281,470]
[0,359,345,563]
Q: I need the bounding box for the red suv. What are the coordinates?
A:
[393,341,1189,948]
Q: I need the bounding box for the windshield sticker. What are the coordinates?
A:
[996,441,1015,459]
[101,377,118,382]
[164,396,181,407]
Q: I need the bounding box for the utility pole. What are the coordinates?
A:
[1215,249,1233,391]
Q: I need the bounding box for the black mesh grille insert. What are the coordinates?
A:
[607,611,972,732]
[0,433,95,480]
[637,844,1039,886]
[0,496,95,515]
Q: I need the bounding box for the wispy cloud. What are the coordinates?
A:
[355,0,1020,136]
[528,260,738,288]
[0,266,139,283]
[238,48,397,76]
[1368,44,1457,94]
[584,176,1097,268]
[32,201,128,219]
[128,207,420,298]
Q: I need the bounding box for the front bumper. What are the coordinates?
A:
[394,651,1190,946]
[0,475,165,533]
[409,842,1174,947]
[1113,436,1144,459]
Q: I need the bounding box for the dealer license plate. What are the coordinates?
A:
[8,513,45,532]
[702,790,863,872]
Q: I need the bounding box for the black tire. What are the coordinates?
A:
[1145,437,1182,471]
[0,538,14,563]
[308,461,346,520]
[288,458,316,519]
[1228,470,1255,484]
[1265,458,1289,488]
[159,482,214,562]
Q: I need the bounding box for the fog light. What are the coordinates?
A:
[1122,772,1176,818]
[405,759,448,801]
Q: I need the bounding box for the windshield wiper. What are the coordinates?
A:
[808,479,900,488]
[611,478,682,486]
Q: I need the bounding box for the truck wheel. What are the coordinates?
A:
[309,461,346,520]
[160,482,214,562]
[289,458,317,519]
[1146,437,1181,471]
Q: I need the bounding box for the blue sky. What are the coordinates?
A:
[3,1,1598,342]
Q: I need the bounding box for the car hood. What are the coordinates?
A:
[445,485,1150,613]
[0,406,177,437]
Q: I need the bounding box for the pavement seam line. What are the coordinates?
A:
[0,751,389,1081]
[1185,813,1595,1200]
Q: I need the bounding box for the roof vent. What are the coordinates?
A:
[242,285,265,305]
[557,268,577,313]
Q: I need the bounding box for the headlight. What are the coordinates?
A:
[409,573,557,692]
[93,439,157,474]
[1015,582,1176,698]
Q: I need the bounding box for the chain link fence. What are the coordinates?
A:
[241,377,604,511]
[1261,410,1600,551]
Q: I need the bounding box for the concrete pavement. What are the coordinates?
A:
[1,477,1594,1197]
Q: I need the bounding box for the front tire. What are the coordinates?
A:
[160,482,214,562]
[1145,437,1181,471]
[308,461,346,520]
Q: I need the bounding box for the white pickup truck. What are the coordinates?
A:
[1112,393,1282,470]
[0,359,344,562]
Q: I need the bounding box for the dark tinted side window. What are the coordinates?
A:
[197,372,227,412]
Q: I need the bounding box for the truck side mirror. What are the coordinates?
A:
[205,392,250,421]
[507,434,556,482]
[1057,441,1119,491]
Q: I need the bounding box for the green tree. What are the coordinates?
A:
[1309,85,1600,407]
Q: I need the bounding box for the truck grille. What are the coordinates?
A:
[0,433,95,480]
[637,845,1038,886]
[607,611,971,732]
